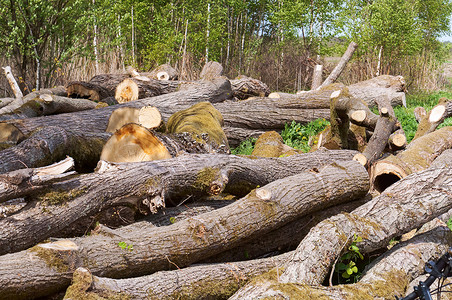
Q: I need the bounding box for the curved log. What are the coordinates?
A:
[0,159,368,299]
[413,97,452,140]
[277,163,452,285]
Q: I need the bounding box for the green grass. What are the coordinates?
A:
[395,90,452,142]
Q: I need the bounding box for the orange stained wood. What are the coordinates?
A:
[115,123,170,157]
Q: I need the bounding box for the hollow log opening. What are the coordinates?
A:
[373,172,402,193]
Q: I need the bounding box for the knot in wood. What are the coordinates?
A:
[256,188,272,200]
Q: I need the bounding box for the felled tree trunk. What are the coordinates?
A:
[371,126,452,193]
[66,74,130,101]
[0,126,109,174]
[311,64,323,90]
[200,61,223,80]
[230,75,270,100]
[114,78,181,103]
[65,252,292,300]
[317,42,357,89]
[229,221,452,300]
[276,163,452,286]
[2,66,23,99]
[0,78,232,170]
[0,160,368,299]
[0,95,101,121]
[348,75,406,107]
[413,97,452,140]
[147,64,178,80]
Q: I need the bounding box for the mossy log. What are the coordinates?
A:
[251,131,299,157]
[200,61,223,80]
[347,75,407,107]
[0,150,358,255]
[274,163,452,286]
[0,126,109,174]
[106,106,164,133]
[0,95,101,121]
[0,159,367,299]
[66,252,292,300]
[413,97,452,140]
[230,75,270,100]
[371,126,452,193]
[327,87,379,149]
[166,101,229,150]
[229,222,452,299]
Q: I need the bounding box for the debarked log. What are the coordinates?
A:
[229,220,452,300]
[0,150,358,255]
[371,126,452,193]
[276,163,452,286]
[0,159,368,299]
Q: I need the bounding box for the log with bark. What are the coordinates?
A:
[0,94,102,121]
[229,220,452,300]
[348,75,407,107]
[371,126,452,193]
[147,64,178,80]
[0,126,109,174]
[2,66,23,99]
[66,73,129,101]
[251,131,299,157]
[114,78,182,103]
[413,97,452,140]
[0,151,359,254]
[200,61,223,80]
[276,163,452,286]
[0,159,368,299]
[229,75,270,100]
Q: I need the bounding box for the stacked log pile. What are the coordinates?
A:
[0,58,451,300]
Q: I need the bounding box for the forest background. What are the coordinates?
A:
[1,0,452,97]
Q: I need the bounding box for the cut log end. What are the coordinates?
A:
[38,239,79,251]
[138,106,163,129]
[100,123,172,163]
[156,71,169,81]
[380,107,389,116]
[353,153,368,166]
[330,90,341,99]
[390,133,407,148]
[371,160,408,193]
[429,105,446,123]
[115,79,139,103]
[268,92,281,99]
[106,107,140,133]
[351,110,367,123]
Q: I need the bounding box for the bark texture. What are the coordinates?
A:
[230,75,270,99]
[413,97,452,140]
[278,163,452,285]
[0,160,368,299]
[66,73,129,101]
[372,126,452,193]
[200,61,223,80]
[0,150,358,254]
[348,75,406,107]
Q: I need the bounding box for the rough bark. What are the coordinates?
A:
[317,42,358,89]
[0,159,368,299]
[0,95,101,121]
[348,75,406,107]
[413,97,452,140]
[353,107,398,168]
[200,61,223,80]
[0,126,109,174]
[66,74,130,101]
[0,150,358,254]
[67,252,292,300]
[371,126,452,193]
[277,163,452,286]
[229,222,452,300]
[229,75,270,100]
